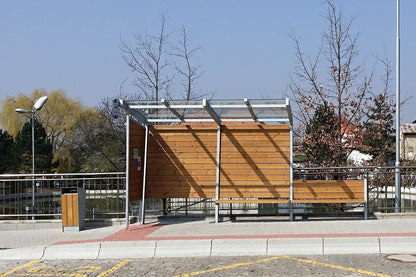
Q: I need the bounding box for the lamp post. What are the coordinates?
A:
[15,96,48,219]
[395,0,401,213]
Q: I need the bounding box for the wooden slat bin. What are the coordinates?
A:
[61,187,86,231]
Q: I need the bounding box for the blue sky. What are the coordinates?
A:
[1,0,415,122]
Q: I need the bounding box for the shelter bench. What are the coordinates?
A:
[291,180,368,220]
[215,180,368,221]
[215,199,289,204]
[215,198,290,221]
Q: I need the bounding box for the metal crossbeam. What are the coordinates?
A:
[118,98,292,126]
[286,98,293,126]
[203,99,221,125]
[118,99,148,127]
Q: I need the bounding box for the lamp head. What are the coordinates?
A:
[15,108,30,114]
[33,96,48,111]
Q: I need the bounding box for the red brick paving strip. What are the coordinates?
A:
[54,224,164,245]
[54,223,416,245]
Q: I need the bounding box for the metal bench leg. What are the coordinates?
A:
[364,178,368,220]
[289,201,294,221]
[364,201,368,220]
[215,203,219,223]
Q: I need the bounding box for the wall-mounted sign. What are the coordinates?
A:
[133,148,141,171]
[137,156,141,171]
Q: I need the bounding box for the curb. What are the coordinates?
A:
[1,236,416,260]
[0,217,136,231]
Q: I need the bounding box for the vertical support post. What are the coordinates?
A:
[31,111,35,220]
[215,125,221,223]
[140,125,149,224]
[125,115,130,228]
[395,0,401,213]
[364,178,368,220]
[289,125,294,221]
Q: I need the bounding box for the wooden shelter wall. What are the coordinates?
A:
[128,123,291,200]
[145,125,218,198]
[220,125,290,198]
[128,121,145,201]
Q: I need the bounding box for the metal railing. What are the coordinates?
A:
[164,166,416,216]
[0,172,126,220]
[2,166,416,220]
[293,166,416,214]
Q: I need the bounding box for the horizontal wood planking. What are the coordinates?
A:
[145,183,290,191]
[220,164,290,170]
[145,169,289,178]
[145,125,217,198]
[293,180,365,202]
[219,176,290,184]
[145,155,289,165]
[220,147,290,153]
[292,199,366,204]
[219,125,290,198]
[146,187,216,198]
[145,189,290,199]
[131,124,292,200]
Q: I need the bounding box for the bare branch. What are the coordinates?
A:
[171,26,205,101]
[120,15,171,101]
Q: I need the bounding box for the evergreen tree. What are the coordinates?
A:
[14,119,53,173]
[362,94,395,165]
[303,103,346,166]
[0,129,16,173]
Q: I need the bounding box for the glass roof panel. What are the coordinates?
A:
[118,98,292,126]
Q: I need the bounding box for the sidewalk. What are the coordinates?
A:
[1,215,416,259]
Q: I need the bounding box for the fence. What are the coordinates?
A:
[0,172,126,220]
[166,166,416,216]
[1,167,416,220]
[293,166,416,215]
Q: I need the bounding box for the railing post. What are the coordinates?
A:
[289,126,294,221]
[125,115,130,228]
[140,124,149,224]
[215,125,221,223]
[364,178,368,220]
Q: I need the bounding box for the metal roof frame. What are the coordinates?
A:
[121,97,294,225]
[117,98,293,126]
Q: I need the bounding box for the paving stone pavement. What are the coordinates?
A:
[1,216,416,259]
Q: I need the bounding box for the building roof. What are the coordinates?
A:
[117,98,293,127]
[400,123,416,134]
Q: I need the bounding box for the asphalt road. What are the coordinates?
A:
[1,254,415,277]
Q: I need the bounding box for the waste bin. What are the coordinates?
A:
[61,187,85,231]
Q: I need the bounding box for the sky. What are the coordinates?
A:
[1,0,415,124]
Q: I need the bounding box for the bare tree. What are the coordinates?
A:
[290,0,376,166]
[121,15,172,101]
[171,27,204,101]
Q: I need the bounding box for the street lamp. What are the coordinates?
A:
[395,0,401,213]
[15,96,48,219]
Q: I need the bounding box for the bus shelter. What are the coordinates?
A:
[117,98,293,224]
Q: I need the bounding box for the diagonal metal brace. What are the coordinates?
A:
[118,99,149,127]
[244,98,258,122]
[161,99,185,122]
